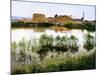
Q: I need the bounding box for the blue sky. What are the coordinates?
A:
[12,1,96,20]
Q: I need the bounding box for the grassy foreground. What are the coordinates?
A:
[11,49,96,74]
[11,33,96,75]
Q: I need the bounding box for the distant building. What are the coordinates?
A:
[32,13,47,23]
[47,17,55,23]
[55,15,72,24]
[72,12,85,24]
[82,11,85,22]
[73,18,83,24]
[18,18,33,23]
[16,12,86,24]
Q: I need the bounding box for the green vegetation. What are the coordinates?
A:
[64,21,95,32]
[11,22,55,28]
[11,33,96,74]
[11,21,96,32]
[84,33,96,51]
[11,49,96,74]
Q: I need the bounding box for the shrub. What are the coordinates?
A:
[38,34,54,60]
[53,36,68,53]
[83,33,95,51]
[67,35,79,53]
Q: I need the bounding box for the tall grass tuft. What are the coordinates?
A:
[11,34,96,74]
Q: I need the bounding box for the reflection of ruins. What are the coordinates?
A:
[18,12,85,24]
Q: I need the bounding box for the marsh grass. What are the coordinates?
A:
[11,33,96,74]
[11,49,96,74]
[84,33,96,51]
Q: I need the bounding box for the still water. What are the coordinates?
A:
[12,29,95,41]
[11,29,95,51]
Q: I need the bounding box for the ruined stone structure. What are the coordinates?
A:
[18,18,33,23]
[32,13,73,24]
[17,13,84,24]
[55,15,72,24]
[32,13,47,23]
[47,17,55,23]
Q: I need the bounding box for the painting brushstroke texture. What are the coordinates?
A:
[11,0,96,74]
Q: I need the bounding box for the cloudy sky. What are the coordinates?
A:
[12,1,96,20]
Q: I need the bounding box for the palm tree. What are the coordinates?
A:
[54,14,58,18]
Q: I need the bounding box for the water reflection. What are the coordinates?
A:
[12,29,95,42]
[12,29,95,51]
